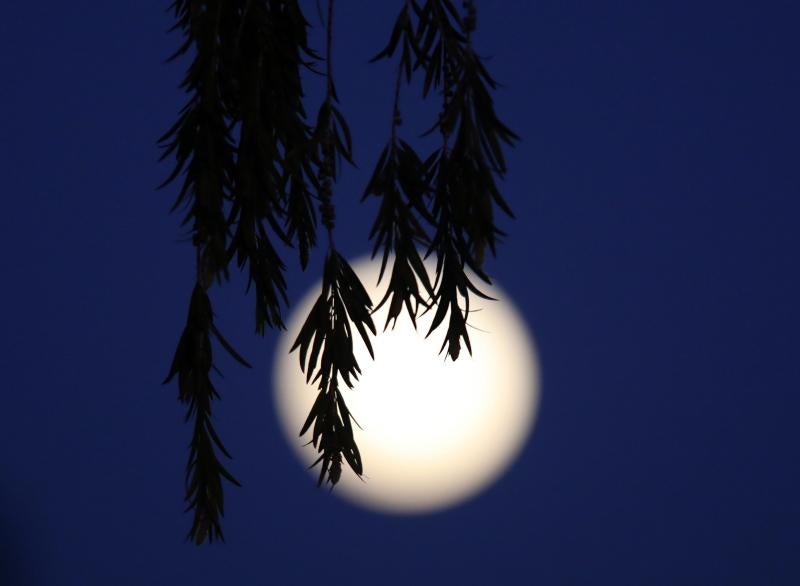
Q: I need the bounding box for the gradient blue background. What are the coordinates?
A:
[1,1,798,584]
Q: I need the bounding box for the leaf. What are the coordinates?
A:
[369,5,408,62]
[211,324,253,369]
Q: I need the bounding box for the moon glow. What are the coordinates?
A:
[273,257,540,514]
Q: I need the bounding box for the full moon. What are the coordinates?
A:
[273,256,540,514]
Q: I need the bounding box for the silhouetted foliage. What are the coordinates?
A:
[161,0,516,544]
[293,250,374,486]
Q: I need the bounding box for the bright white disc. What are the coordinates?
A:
[273,256,540,513]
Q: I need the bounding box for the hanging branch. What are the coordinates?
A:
[159,0,234,281]
[363,0,435,330]
[414,0,519,360]
[163,284,250,544]
[440,0,518,265]
[292,250,375,485]
[159,0,517,542]
[159,0,243,545]
[160,0,319,543]
[290,0,376,487]
[365,0,518,357]
[226,0,321,332]
[227,2,287,334]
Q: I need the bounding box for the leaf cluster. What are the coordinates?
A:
[291,251,375,485]
[160,0,518,543]
[160,0,322,544]
[284,0,379,488]
[163,285,251,543]
[366,0,518,360]
[308,82,353,233]
[363,139,433,330]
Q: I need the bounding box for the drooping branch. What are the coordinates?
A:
[363,1,436,331]
[159,0,517,542]
[290,0,376,488]
[308,0,354,244]
[415,0,518,360]
[159,0,235,283]
[164,284,251,543]
[226,0,322,332]
[364,0,518,358]
[292,251,375,486]
[160,0,244,545]
[160,0,319,544]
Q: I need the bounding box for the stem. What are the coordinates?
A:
[326,0,334,98]
[390,50,404,146]
[389,0,413,146]
[320,0,336,248]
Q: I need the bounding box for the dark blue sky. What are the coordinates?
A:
[1,1,799,584]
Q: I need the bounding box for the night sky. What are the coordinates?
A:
[2,1,799,584]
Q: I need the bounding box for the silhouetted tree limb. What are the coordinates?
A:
[160,0,516,543]
[418,0,517,360]
[160,0,319,544]
[289,0,377,487]
[364,0,435,331]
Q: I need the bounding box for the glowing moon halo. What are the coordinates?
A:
[273,256,540,513]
